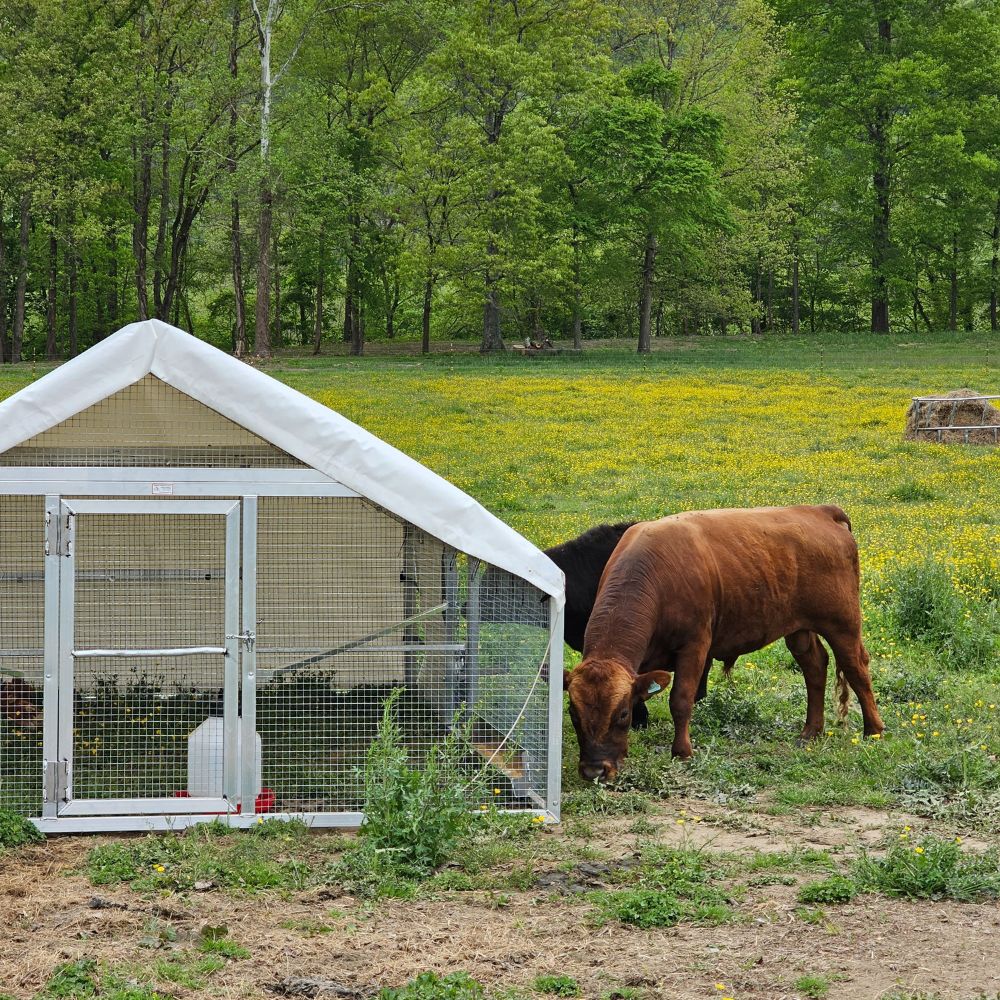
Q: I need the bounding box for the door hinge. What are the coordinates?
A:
[43,760,69,803]
[46,511,74,557]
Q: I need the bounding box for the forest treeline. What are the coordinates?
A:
[1,0,999,359]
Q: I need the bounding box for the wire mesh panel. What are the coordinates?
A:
[0,495,45,817]
[67,509,232,806]
[254,497,554,815]
[0,375,305,468]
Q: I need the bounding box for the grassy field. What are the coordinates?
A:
[1,332,999,1000]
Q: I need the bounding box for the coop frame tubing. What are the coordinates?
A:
[50,498,242,818]
[31,806,554,835]
[0,467,360,498]
[546,598,564,823]
[239,496,258,818]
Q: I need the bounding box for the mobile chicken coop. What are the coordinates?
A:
[0,320,564,833]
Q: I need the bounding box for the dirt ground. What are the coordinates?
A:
[3,803,1000,1000]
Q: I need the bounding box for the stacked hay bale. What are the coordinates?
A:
[904,388,1000,444]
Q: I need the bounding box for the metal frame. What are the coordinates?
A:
[13,478,563,832]
[910,395,1000,443]
[0,467,359,497]
[51,498,242,818]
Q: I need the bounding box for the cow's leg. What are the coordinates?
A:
[631,699,650,730]
[785,629,828,743]
[695,658,711,703]
[668,642,712,759]
[823,630,884,737]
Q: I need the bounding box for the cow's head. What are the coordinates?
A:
[563,659,670,782]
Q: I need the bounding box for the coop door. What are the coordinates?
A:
[48,499,246,817]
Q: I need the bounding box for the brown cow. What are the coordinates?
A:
[564,504,884,782]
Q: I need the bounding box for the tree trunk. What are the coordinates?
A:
[343,255,354,343]
[766,268,774,331]
[869,17,892,334]
[791,242,800,336]
[46,230,58,359]
[572,226,582,350]
[153,107,172,318]
[107,228,119,336]
[272,219,281,346]
[254,180,273,356]
[481,276,504,353]
[350,295,364,356]
[133,140,152,321]
[751,261,762,336]
[312,253,324,355]
[991,196,999,332]
[422,273,433,354]
[0,204,8,363]
[948,231,958,332]
[637,229,656,354]
[810,249,818,335]
[68,247,78,357]
[230,0,248,357]
[13,193,29,362]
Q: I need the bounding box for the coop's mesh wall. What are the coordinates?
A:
[71,512,230,801]
[256,497,553,814]
[0,374,305,468]
[0,496,45,816]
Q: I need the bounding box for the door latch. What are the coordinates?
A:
[226,631,256,651]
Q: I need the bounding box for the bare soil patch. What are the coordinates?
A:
[2,809,1000,1000]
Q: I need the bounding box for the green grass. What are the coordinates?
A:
[532,976,581,997]
[794,975,831,999]
[0,809,43,849]
[377,972,486,1000]
[4,332,1000,837]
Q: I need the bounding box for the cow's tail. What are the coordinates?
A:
[835,662,850,721]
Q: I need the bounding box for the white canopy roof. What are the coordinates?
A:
[0,320,564,604]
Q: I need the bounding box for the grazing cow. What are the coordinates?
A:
[564,505,884,782]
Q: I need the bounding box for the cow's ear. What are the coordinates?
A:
[563,669,574,691]
[633,670,671,701]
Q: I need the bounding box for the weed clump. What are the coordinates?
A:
[357,691,471,877]
[854,835,1000,901]
[533,975,581,997]
[884,556,998,670]
[796,874,858,905]
[0,808,43,850]
[377,971,485,1000]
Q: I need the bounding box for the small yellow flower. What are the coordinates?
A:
[493,788,502,795]
[676,819,685,825]
[871,733,881,740]
[851,737,859,745]
[153,863,165,872]
[715,987,726,993]
[479,804,488,812]
[955,836,963,844]
[913,846,924,855]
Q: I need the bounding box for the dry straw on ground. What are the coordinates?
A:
[904,388,1000,444]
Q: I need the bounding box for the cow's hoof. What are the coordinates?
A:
[631,702,650,730]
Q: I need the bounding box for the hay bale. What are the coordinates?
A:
[905,388,1000,444]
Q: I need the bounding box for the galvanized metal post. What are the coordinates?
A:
[240,497,258,816]
[546,598,564,823]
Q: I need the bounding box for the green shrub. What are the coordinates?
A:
[884,557,998,670]
[43,959,98,998]
[854,835,1000,901]
[378,972,485,1000]
[794,975,830,999]
[873,662,943,704]
[360,691,471,876]
[590,888,733,928]
[0,809,44,849]
[796,874,858,905]
[532,975,580,997]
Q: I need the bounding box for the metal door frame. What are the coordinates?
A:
[46,498,243,817]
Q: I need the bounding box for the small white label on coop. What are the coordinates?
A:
[151,482,175,495]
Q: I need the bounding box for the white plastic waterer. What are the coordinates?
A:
[187,717,262,802]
